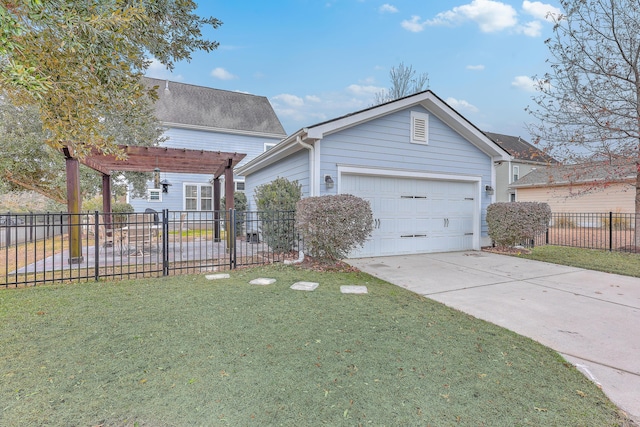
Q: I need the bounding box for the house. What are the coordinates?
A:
[484,132,557,202]
[236,90,511,258]
[510,162,636,213]
[127,78,287,212]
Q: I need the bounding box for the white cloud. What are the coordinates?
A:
[346,84,385,96]
[305,95,321,102]
[445,97,479,113]
[379,4,398,13]
[516,20,542,37]
[401,15,426,33]
[511,75,537,92]
[145,58,183,81]
[466,64,485,71]
[272,93,305,107]
[522,1,562,22]
[426,0,517,33]
[210,67,238,80]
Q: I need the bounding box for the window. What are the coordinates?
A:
[512,166,520,182]
[410,112,429,144]
[235,181,245,192]
[201,186,212,211]
[510,193,516,202]
[264,142,276,152]
[184,184,213,211]
[148,189,161,202]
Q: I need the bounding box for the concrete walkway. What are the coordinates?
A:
[347,251,640,422]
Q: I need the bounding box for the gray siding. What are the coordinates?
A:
[129,127,282,212]
[243,150,310,211]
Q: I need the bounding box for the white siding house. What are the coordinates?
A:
[236,91,510,258]
[128,78,286,212]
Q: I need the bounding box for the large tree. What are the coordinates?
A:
[374,62,429,105]
[0,0,220,158]
[527,0,640,245]
[0,96,162,204]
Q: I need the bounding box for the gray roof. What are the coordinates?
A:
[143,77,286,137]
[484,132,557,163]
[510,162,636,188]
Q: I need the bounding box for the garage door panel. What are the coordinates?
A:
[342,174,478,257]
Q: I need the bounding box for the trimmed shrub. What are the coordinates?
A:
[296,194,374,261]
[254,177,302,252]
[487,202,551,248]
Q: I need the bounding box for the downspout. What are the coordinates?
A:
[297,133,316,196]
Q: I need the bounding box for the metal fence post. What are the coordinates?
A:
[94,211,100,281]
[609,211,613,252]
[162,209,169,276]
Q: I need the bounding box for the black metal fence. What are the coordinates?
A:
[530,212,637,252]
[2,210,300,288]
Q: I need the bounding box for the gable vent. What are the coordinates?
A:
[411,112,429,144]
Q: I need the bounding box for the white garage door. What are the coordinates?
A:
[342,174,477,257]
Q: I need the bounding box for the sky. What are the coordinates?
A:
[145,0,563,141]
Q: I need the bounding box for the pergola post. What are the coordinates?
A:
[213,177,221,242]
[224,160,234,250]
[102,173,112,229]
[63,148,84,265]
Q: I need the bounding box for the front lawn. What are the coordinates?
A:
[523,245,640,278]
[0,264,626,426]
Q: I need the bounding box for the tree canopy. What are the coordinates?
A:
[0,96,163,204]
[527,0,640,166]
[527,0,640,244]
[0,0,221,158]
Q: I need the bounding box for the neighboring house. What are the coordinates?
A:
[484,132,557,202]
[127,78,286,212]
[510,162,636,213]
[236,90,511,258]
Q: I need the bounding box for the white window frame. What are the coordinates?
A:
[264,142,277,152]
[410,111,429,145]
[235,180,245,192]
[148,188,162,202]
[512,165,520,183]
[183,183,214,211]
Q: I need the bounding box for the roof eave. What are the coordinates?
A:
[235,130,305,176]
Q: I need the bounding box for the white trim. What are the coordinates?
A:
[147,188,162,202]
[263,142,277,152]
[336,165,482,250]
[183,182,213,211]
[161,121,286,139]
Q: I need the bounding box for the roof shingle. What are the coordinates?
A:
[143,77,286,136]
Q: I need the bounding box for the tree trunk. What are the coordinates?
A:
[636,160,640,248]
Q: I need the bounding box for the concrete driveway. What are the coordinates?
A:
[346,251,640,422]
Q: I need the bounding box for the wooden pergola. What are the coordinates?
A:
[63,145,246,264]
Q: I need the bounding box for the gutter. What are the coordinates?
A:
[297,131,316,196]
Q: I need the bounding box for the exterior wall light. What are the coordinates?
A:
[324,175,334,189]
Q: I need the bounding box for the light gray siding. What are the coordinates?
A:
[129,127,282,212]
[243,150,310,211]
[317,107,494,235]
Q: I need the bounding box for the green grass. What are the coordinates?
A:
[524,246,640,278]
[0,264,625,426]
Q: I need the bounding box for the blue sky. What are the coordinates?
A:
[146,0,563,140]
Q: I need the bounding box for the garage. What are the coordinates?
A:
[341,174,478,258]
[237,91,511,258]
